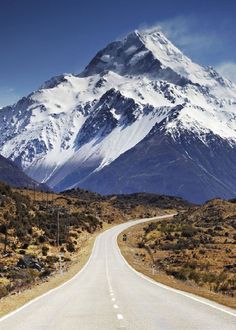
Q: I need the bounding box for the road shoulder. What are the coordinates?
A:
[118,219,236,310]
[0,223,113,318]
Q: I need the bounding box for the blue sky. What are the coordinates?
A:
[0,0,236,107]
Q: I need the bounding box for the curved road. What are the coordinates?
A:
[1,215,236,330]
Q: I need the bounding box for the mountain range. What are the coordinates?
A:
[0,28,236,203]
[0,154,44,189]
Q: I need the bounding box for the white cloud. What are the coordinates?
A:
[139,16,221,56]
[216,62,236,84]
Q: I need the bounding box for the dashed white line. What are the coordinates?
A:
[111,297,116,302]
[113,304,119,309]
[117,314,124,320]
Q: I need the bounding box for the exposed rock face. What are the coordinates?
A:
[0,28,236,202]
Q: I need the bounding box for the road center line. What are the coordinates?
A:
[117,314,124,320]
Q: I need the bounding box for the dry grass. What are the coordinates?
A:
[0,184,188,316]
[1,185,168,300]
[0,223,113,317]
[118,218,236,310]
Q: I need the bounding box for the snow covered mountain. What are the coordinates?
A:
[0,154,47,190]
[0,28,236,202]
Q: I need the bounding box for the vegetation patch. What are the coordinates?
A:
[0,183,182,299]
[119,199,236,308]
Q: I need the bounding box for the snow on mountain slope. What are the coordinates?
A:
[0,27,236,201]
[82,29,235,91]
[0,71,180,183]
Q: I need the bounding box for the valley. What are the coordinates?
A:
[0,182,186,314]
[1,2,236,329]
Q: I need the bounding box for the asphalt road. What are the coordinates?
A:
[1,215,236,330]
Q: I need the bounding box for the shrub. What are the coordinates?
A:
[0,285,8,299]
[166,268,188,281]
[0,224,7,234]
[38,235,46,243]
[181,225,197,238]
[42,246,49,256]
[46,255,58,265]
[137,242,145,248]
[188,270,200,283]
[39,269,52,278]
[21,243,29,249]
[66,242,75,252]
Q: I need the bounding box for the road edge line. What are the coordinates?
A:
[0,232,101,322]
[116,218,236,318]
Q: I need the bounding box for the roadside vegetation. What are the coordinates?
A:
[119,199,236,308]
[0,183,187,299]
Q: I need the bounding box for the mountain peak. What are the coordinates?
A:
[81,27,227,88]
[81,27,191,86]
[138,27,167,39]
[1,27,236,202]
[124,27,168,44]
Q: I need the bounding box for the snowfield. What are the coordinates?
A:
[0,27,236,201]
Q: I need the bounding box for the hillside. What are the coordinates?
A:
[0,183,187,299]
[65,189,191,211]
[82,129,236,203]
[119,199,236,308]
[0,155,45,190]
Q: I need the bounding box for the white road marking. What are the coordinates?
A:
[113,304,118,309]
[3,214,234,328]
[0,216,168,323]
[115,221,236,318]
[110,292,114,296]
[111,297,116,302]
[105,240,114,292]
[117,314,124,320]
[0,234,101,322]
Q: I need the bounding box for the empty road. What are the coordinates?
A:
[1,215,236,330]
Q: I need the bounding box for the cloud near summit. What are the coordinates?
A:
[139,16,236,83]
[141,16,220,55]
